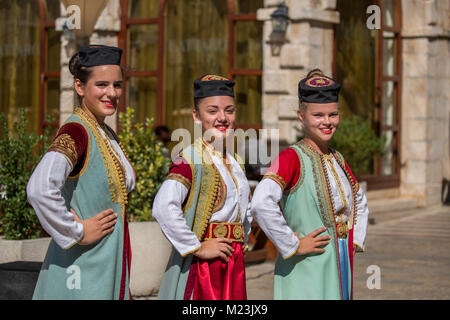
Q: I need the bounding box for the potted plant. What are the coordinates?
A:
[118,107,172,298]
[0,109,53,299]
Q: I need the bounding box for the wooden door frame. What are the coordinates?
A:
[38,0,60,134]
[332,0,402,190]
[117,0,166,128]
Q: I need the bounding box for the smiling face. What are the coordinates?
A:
[74,65,123,123]
[192,95,236,142]
[298,102,339,149]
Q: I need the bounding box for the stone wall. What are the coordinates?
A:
[400,0,450,205]
[258,0,339,148]
[53,0,449,203]
[59,0,121,131]
[258,0,449,203]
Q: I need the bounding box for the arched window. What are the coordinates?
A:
[118,0,263,133]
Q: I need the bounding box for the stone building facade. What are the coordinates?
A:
[400,1,450,206]
[255,0,449,206]
[55,0,449,206]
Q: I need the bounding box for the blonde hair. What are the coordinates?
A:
[298,68,326,112]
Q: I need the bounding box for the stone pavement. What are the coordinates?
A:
[245,204,450,300]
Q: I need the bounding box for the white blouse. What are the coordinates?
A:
[251,156,369,259]
[26,126,135,250]
[152,146,252,257]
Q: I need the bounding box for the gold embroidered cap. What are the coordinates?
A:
[194,74,235,99]
[298,74,341,103]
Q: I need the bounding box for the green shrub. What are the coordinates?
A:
[0,109,53,239]
[331,114,385,177]
[119,107,171,222]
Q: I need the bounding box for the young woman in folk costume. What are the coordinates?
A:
[251,69,370,300]
[153,75,252,300]
[27,45,135,299]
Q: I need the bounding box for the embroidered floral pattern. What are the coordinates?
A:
[48,133,78,168]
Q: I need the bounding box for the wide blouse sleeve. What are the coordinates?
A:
[26,122,89,249]
[343,160,370,252]
[353,186,370,251]
[250,148,302,259]
[152,157,202,256]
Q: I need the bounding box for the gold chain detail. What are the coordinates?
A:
[191,138,221,240]
[101,124,129,185]
[324,154,348,215]
[74,107,128,210]
[324,154,351,238]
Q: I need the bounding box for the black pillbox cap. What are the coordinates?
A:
[78,45,122,67]
[193,74,235,99]
[298,75,341,103]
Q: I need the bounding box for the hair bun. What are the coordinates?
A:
[68,52,81,76]
[306,68,325,79]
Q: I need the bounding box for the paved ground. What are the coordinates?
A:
[245,204,450,300]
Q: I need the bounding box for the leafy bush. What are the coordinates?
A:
[331,114,385,177]
[119,107,171,222]
[0,109,53,239]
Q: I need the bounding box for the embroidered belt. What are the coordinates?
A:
[336,214,349,239]
[203,222,244,243]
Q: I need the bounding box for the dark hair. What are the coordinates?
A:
[305,68,325,79]
[154,125,170,136]
[69,52,94,105]
[193,98,203,111]
[68,52,94,84]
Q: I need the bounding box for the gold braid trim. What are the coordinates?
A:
[297,140,341,279]
[331,150,358,230]
[167,173,192,190]
[73,108,128,223]
[102,123,133,202]
[191,139,221,241]
[297,140,335,229]
[181,139,241,240]
[262,173,287,191]
[212,174,226,213]
[48,133,78,168]
[353,242,365,252]
[103,122,134,175]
